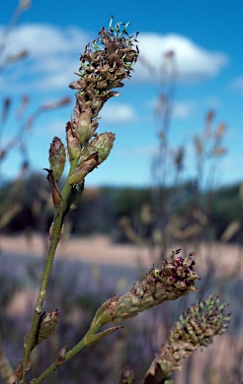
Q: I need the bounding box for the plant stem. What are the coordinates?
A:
[20,160,78,383]
[20,207,64,383]
[30,323,102,384]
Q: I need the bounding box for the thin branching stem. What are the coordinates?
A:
[30,323,102,384]
[20,160,79,383]
[20,209,63,382]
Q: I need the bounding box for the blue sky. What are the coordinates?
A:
[1,0,243,187]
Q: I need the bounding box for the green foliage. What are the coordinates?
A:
[211,184,243,221]
[210,183,243,238]
[114,187,151,218]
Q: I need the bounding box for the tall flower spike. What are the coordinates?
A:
[143,295,231,383]
[112,250,199,323]
[65,18,138,188]
[91,250,199,328]
[69,18,138,147]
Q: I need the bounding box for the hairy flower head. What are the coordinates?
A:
[144,295,231,382]
[91,250,199,327]
[70,17,138,119]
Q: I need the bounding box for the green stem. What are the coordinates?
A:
[20,160,78,383]
[20,207,63,382]
[29,323,102,384]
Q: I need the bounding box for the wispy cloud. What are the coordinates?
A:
[0,24,229,94]
[36,118,68,136]
[173,101,197,119]
[101,103,137,124]
[0,23,89,57]
[134,33,228,83]
[0,23,90,92]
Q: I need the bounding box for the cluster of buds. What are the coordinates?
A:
[47,19,138,208]
[144,295,231,383]
[66,18,138,184]
[90,250,200,327]
[69,17,139,119]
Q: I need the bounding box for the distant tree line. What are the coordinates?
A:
[1,172,243,243]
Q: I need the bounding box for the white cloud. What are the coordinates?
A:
[101,103,137,124]
[134,33,228,83]
[173,101,197,119]
[0,23,89,57]
[0,23,90,92]
[0,24,229,94]
[36,118,68,136]
[143,97,197,120]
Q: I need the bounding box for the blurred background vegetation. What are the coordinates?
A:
[1,177,243,244]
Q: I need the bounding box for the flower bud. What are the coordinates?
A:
[49,137,66,181]
[68,133,115,185]
[75,102,95,144]
[118,365,134,384]
[68,182,84,211]
[90,296,119,328]
[68,153,99,185]
[35,308,59,346]
[82,132,115,164]
[55,346,67,366]
[15,360,24,381]
[66,122,81,160]
[44,169,63,207]
[25,309,59,351]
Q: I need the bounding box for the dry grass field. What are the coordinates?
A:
[1,232,243,274]
[1,233,242,383]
